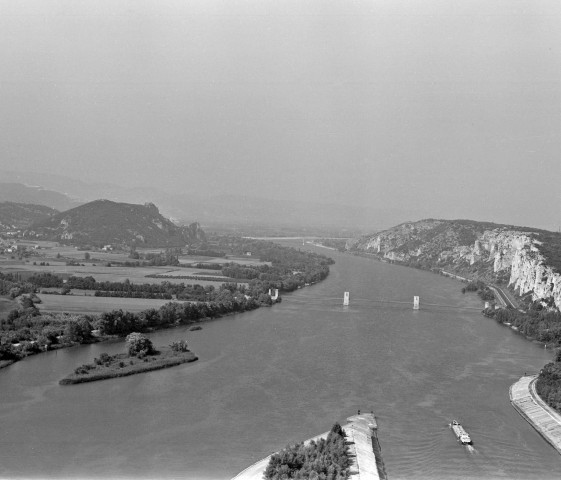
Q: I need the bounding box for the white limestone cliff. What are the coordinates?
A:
[357,224,561,310]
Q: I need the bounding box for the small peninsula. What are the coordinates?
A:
[60,333,197,385]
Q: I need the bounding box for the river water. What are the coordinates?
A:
[1,244,561,479]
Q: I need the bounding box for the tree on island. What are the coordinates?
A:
[169,340,189,352]
[264,422,350,479]
[126,332,155,357]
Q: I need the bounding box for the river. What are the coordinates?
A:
[1,244,560,479]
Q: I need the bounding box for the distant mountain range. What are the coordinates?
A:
[0,183,80,211]
[29,200,206,247]
[0,171,401,232]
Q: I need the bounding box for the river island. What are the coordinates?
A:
[59,333,197,385]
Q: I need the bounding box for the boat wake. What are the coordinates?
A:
[466,444,476,454]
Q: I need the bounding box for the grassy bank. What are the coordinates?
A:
[59,347,197,385]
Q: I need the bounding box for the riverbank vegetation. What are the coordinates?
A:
[1,238,334,367]
[317,238,348,251]
[0,286,260,359]
[536,349,561,412]
[483,303,561,412]
[59,333,197,385]
[483,303,561,346]
[219,238,333,291]
[264,423,351,480]
[461,280,495,302]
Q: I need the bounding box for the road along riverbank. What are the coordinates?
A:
[232,412,386,480]
[510,375,561,454]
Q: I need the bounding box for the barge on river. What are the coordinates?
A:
[450,420,473,445]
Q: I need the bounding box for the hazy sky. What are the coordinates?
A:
[1,0,560,229]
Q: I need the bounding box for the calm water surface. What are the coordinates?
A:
[1,245,560,479]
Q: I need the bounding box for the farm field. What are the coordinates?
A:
[36,294,187,315]
[179,255,271,267]
[6,268,246,289]
[2,263,247,287]
[1,242,263,286]
[0,262,230,285]
[152,269,229,279]
[1,263,175,282]
[3,241,132,263]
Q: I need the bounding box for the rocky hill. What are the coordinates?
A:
[29,200,206,247]
[351,219,561,310]
[0,202,59,231]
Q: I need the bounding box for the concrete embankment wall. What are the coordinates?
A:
[371,428,388,480]
[510,375,561,454]
[232,413,386,480]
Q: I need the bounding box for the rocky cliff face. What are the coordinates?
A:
[353,219,561,310]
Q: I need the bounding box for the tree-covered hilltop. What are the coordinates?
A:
[264,423,351,480]
[0,201,58,231]
[28,199,205,247]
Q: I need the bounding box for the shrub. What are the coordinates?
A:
[95,352,112,366]
[169,340,189,352]
[126,332,154,357]
[74,365,91,375]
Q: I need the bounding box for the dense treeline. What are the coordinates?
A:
[264,423,351,480]
[0,308,95,363]
[25,272,64,288]
[0,285,261,362]
[221,239,333,292]
[95,293,259,336]
[66,276,246,301]
[145,274,234,283]
[94,291,173,300]
[192,263,222,270]
[484,302,561,412]
[462,280,495,302]
[142,249,180,266]
[483,302,561,344]
[0,272,34,297]
[221,263,264,280]
[187,248,225,257]
[316,238,348,251]
[536,349,561,412]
